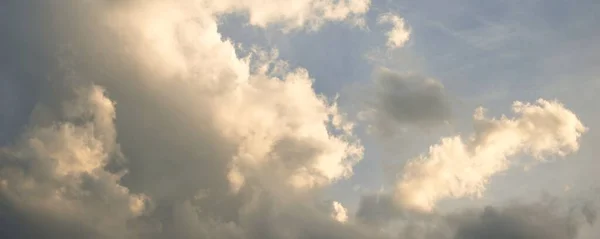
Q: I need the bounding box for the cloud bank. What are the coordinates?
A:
[401,199,597,239]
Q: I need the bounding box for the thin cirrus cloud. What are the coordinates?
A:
[0,0,596,239]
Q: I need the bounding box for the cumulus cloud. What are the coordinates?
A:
[331,201,349,223]
[0,82,148,238]
[378,12,411,49]
[0,0,373,238]
[1,0,594,238]
[357,68,451,136]
[395,99,587,212]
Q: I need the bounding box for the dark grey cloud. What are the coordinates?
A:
[448,202,596,239]
[355,68,452,137]
[356,193,404,226]
[355,191,598,239]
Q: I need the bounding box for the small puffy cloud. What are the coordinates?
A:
[395,99,587,212]
[331,201,349,223]
[358,68,451,136]
[378,13,411,49]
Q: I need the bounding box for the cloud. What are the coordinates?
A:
[356,193,404,226]
[402,199,597,239]
[207,0,371,30]
[0,0,374,238]
[357,68,452,136]
[1,0,594,238]
[378,13,411,49]
[0,83,149,238]
[331,201,349,223]
[395,99,587,212]
[354,191,598,239]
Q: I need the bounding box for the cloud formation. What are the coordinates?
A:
[0,83,148,238]
[401,199,597,239]
[0,0,594,238]
[357,68,452,136]
[216,0,371,30]
[331,201,349,223]
[354,192,598,239]
[395,99,587,212]
[378,13,411,49]
[0,0,373,238]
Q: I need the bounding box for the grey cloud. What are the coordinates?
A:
[357,68,452,137]
[447,202,594,239]
[355,191,598,239]
[356,193,404,226]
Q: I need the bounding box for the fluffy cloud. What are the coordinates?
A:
[1,0,594,238]
[0,82,148,238]
[357,68,451,136]
[0,0,371,238]
[378,13,411,49]
[395,99,587,212]
[331,201,349,223]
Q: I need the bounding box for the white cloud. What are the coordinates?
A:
[100,0,365,192]
[0,0,371,238]
[395,99,587,212]
[206,0,371,30]
[331,201,349,223]
[378,13,411,49]
[0,84,149,237]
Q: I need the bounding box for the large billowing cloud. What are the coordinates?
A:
[0,0,376,238]
[395,99,587,212]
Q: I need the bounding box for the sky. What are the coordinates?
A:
[1,0,599,238]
